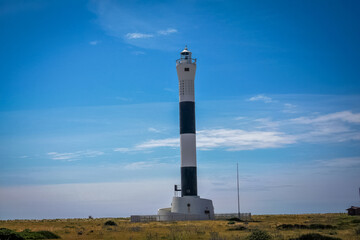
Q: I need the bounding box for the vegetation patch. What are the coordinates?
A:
[227,217,242,222]
[247,229,272,240]
[228,225,247,231]
[104,220,117,226]
[290,233,341,240]
[352,218,360,223]
[277,224,336,230]
[0,228,60,240]
[0,228,24,240]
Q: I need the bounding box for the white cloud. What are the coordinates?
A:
[136,137,179,149]
[125,32,154,39]
[292,111,360,124]
[283,103,297,113]
[157,28,177,35]
[197,129,295,151]
[132,51,145,55]
[113,148,131,153]
[148,127,161,133]
[135,129,296,151]
[123,160,174,170]
[317,157,360,168]
[248,94,273,103]
[235,116,246,120]
[47,150,104,161]
[254,118,280,129]
[127,111,360,152]
[124,161,155,170]
[89,40,100,45]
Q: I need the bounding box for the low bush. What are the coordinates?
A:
[0,228,60,240]
[247,229,272,240]
[228,225,247,231]
[352,218,360,223]
[35,231,60,239]
[0,228,24,240]
[277,224,336,230]
[290,233,341,240]
[104,220,117,226]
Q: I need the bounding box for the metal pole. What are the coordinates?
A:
[237,163,240,219]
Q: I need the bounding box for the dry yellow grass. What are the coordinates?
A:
[1,213,359,239]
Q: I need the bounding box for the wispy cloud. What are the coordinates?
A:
[125,28,177,40]
[248,94,273,103]
[136,138,179,149]
[124,160,174,170]
[316,157,360,168]
[89,1,180,50]
[235,116,246,120]
[113,148,131,153]
[254,118,280,129]
[47,150,104,161]
[123,110,360,152]
[125,32,154,39]
[132,51,145,55]
[136,129,295,151]
[197,129,295,151]
[89,40,100,45]
[292,111,360,124]
[148,127,161,133]
[283,103,297,113]
[157,28,177,35]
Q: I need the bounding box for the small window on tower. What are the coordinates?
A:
[184,68,189,71]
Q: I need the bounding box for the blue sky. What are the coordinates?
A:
[0,0,360,219]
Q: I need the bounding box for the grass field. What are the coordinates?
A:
[1,213,360,239]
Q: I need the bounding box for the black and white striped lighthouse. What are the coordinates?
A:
[176,47,197,197]
[157,47,214,220]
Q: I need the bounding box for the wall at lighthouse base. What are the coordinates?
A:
[157,196,214,221]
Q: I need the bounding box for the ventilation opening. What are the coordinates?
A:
[184,68,189,71]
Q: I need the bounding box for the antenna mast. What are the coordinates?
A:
[237,163,240,219]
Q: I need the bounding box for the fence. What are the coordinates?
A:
[130,212,251,222]
[215,213,252,221]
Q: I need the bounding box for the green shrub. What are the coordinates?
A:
[36,231,60,239]
[0,228,60,240]
[352,219,360,223]
[228,221,235,225]
[228,225,247,231]
[277,224,336,230]
[290,233,341,240]
[104,220,117,226]
[227,217,242,222]
[0,228,24,240]
[247,229,272,240]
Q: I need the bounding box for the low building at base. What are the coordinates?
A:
[158,196,214,221]
[347,206,360,216]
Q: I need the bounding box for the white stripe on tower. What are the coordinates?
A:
[176,46,197,197]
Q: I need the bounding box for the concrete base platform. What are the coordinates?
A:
[157,196,214,221]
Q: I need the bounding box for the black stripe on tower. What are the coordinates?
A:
[181,166,197,196]
[179,101,195,134]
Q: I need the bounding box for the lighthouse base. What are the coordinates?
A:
[157,196,214,221]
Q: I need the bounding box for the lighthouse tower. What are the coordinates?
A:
[177,47,197,197]
[157,47,214,221]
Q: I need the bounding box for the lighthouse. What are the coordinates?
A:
[177,47,197,197]
[157,47,215,221]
